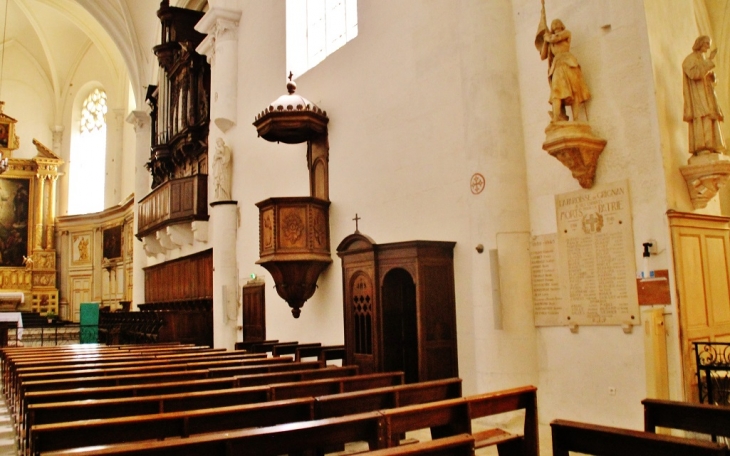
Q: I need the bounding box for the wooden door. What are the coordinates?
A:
[382,268,419,383]
[71,276,91,322]
[241,282,266,342]
[669,211,730,400]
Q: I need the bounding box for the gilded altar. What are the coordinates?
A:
[0,140,62,315]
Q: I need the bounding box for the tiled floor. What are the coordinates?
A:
[0,392,18,456]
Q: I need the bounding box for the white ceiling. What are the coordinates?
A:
[0,0,204,108]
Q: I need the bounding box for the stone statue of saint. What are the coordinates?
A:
[535,0,591,123]
[212,138,232,201]
[682,35,725,155]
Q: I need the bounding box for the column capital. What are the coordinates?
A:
[195,7,241,39]
[125,110,150,132]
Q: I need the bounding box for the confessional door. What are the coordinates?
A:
[668,211,730,400]
[382,268,419,383]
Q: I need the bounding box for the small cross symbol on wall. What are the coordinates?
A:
[353,213,361,233]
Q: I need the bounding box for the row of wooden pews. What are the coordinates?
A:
[1,342,541,456]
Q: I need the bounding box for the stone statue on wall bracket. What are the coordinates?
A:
[212,137,233,201]
[535,0,606,189]
[679,35,730,209]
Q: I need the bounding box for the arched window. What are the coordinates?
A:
[68,88,107,215]
[287,0,358,77]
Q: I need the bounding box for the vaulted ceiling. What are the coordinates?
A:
[0,0,192,109]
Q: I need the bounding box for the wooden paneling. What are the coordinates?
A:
[136,175,208,238]
[668,211,730,399]
[143,249,212,303]
[338,235,458,383]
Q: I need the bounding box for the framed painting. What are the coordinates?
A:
[103,225,123,260]
[0,177,30,267]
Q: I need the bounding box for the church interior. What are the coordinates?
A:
[0,0,728,454]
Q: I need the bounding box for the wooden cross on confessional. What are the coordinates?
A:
[353,213,361,234]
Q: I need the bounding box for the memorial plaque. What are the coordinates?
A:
[555,180,640,326]
[531,234,562,326]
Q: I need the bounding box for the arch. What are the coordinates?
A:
[381,267,418,383]
[67,85,107,215]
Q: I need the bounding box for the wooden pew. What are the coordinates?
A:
[6,345,210,404]
[30,378,457,455]
[551,419,729,456]
[234,339,278,351]
[251,340,298,353]
[19,360,324,440]
[295,344,345,362]
[20,361,323,448]
[8,347,213,413]
[28,375,443,430]
[272,342,321,357]
[16,356,295,413]
[643,398,730,441]
[25,371,401,454]
[38,386,536,456]
[360,434,475,455]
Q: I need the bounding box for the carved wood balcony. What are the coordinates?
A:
[136,174,208,239]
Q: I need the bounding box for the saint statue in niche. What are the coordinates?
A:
[212,137,233,201]
[535,1,591,123]
[682,35,725,155]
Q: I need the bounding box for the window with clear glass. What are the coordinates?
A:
[287,0,358,77]
[68,88,107,215]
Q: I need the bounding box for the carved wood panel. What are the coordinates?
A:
[144,249,212,303]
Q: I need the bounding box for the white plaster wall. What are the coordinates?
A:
[0,46,54,159]
[644,0,718,213]
[513,0,677,428]
[231,0,535,396]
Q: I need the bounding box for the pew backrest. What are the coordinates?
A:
[551,419,729,456]
[642,398,730,439]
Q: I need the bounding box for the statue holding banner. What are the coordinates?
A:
[534,0,606,189]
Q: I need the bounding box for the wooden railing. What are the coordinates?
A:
[136,174,208,238]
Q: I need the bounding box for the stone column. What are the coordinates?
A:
[196,7,242,132]
[34,175,45,250]
[126,110,151,309]
[45,176,58,249]
[210,200,238,349]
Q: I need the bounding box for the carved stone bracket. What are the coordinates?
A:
[542,121,607,189]
[679,153,730,209]
[168,224,194,247]
[191,221,209,243]
[142,235,164,257]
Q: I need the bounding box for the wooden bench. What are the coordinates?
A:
[39,385,536,456]
[234,339,278,351]
[360,434,475,455]
[551,418,729,456]
[295,344,345,362]
[643,398,730,441]
[29,378,458,454]
[271,342,321,357]
[6,345,211,403]
[8,347,217,413]
[25,371,402,454]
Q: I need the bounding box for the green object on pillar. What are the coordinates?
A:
[79,303,99,344]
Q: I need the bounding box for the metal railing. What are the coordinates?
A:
[693,341,730,405]
[7,323,81,347]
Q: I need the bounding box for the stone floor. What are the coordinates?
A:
[0,384,18,456]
